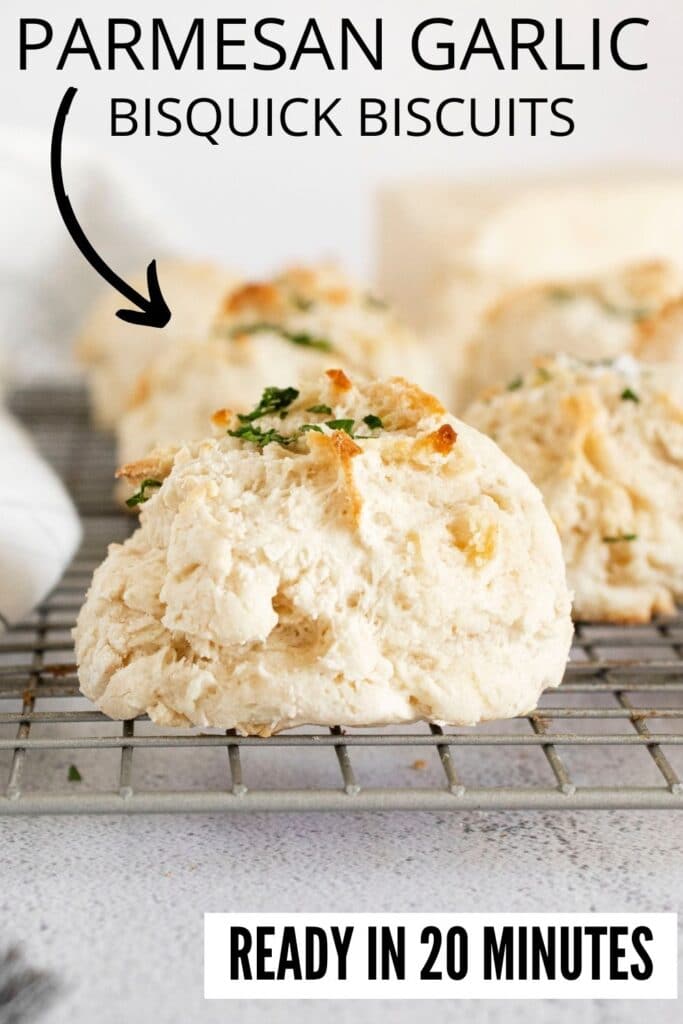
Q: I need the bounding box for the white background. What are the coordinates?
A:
[1,0,683,276]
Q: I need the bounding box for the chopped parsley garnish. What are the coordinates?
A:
[507,376,523,391]
[536,367,552,382]
[228,401,384,449]
[285,330,333,351]
[365,294,388,310]
[601,301,651,321]
[126,478,162,508]
[325,419,355,435]
[231,321,275,338]
[228,424,298,448]
[363,414,384,430]
[548,288,573,303]
[238,386,299,423]
[68,764,82,782]
[292,295,313,311]
[621,387,640,403]
[231,322,332,351]
[547,289,651,322]
[603,533,638,543]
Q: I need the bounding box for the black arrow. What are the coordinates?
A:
[51,86,171,329]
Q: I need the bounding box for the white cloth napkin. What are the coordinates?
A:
[0,407,81,630]
[0,130,187,625]
[0,129,183,384]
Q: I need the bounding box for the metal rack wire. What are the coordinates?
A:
[1,386,682,814]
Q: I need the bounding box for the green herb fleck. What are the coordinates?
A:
[601,301,652,322]
[68,764,82,783]
[621,387,640,403]
[238,386,300,424]
[325,419,355,436]
[126,479,162,508]
[362,414,384,431]
[365,294,388,310]
[603,533,638,544]
[285,330,332,351]
[548,288,573,303]
[231,321,275,338]
[307,404,333,415]
[231,323,332,352]
[228,424,298,449]
[507,376,523,391]
[536,367,552,382]
[292,295,313,312]
[300,424,324,434]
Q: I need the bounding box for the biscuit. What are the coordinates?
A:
[76,259,239,427]
[378,176,683,407]
[75,373,572,732]
[634,297,683,364]
[457,262,682,407]
[465,355,683,622]
[378,175,683,333]
[115,266,446,482]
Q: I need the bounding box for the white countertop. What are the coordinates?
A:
[2,807,681,1024]
[1,391,679,1023]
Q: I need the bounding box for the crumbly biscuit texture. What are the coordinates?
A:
[459,262,682,407]
[76,373,572,732]
[116,265,445,473]
[635,297,683,365]
[465,355,683,622]
[76,259,239,427]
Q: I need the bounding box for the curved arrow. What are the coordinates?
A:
[51,86,171,329]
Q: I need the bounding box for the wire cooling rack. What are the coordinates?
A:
[1,386,682,815]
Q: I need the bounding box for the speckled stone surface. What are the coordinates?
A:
[1,393,680,1021]
[1,809,681,1023]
